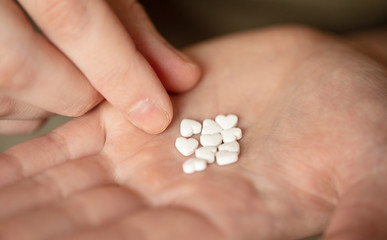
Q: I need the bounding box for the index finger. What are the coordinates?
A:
[19,0,172,134]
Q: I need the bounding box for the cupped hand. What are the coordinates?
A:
[0,0,200,135]
[0,26,386,240]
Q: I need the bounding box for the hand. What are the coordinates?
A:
[0,0,200,135]
[0,26,386,240]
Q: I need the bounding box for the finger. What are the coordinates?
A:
[322,172,387,240]
[19,0,173,134]
[61,207,223,240]
[0,107,105,187]
[0,186,146,240]
[0,119,45,135]
[0,156,111,220]
[0,1,102,116]
[0,96,50,120]
[108,0,201,92]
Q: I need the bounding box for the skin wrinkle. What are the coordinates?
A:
[45,130,71,161]
[0,158,111,221]
[340,157,387,196]
[0,185,146,240]
[0,152,25,183]
[151,205,225,239]
[101,134,161,186]
[34,0,90,40]
[118,207,221,240]
[58,185,146,225]
[119,154,181,201]
[154,172,274,239]
[0,177,67,220]
[74,186,148,238]
[323,176,387,239]
[268,142,340,207]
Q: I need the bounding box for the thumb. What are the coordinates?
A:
[322,171,387,240]
[108,0,201,93]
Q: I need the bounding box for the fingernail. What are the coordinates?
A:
[128,98,170,134]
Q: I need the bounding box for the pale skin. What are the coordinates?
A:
[0,26,386,240]
[0,0,200,134]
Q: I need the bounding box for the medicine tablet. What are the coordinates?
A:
[216,151,239,166]
[182,160,195,174]
[200,133,223,147]
[221,128,242,143]
[180,119,202,137]
[178,114,242,174]
[182,158,207,174]
[175,137,199,156]
[202,119,222,135]
[195,147,216,163]
[218,141,240,153]
[215,114,238,130]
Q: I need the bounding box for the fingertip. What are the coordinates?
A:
[154,45,202,93]
[171,51,202,92]
[107,0,202,93]
[127,98,172,134]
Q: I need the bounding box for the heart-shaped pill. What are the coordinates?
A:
[202,119,222,135]
[195,146,216,163]
[216,150,239,165]
[218,141,240,153]
[221,128,242,143]
[180,119,202,137]
[200,133,223,147]
[175,137,199,156]
[215,114,238,130]
[182,158,207,174]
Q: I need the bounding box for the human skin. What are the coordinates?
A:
[0,0,200,134]
[0,26,386,240]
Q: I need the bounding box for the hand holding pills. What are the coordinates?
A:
[0,0,200,135]
[175,114,242,174]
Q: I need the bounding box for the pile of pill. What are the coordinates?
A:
[175,114,242,174]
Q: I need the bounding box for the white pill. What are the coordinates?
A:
[216,151,239,166]
[202,119,222,135]
[195,147,216,163]
[221,128,242,143]
[182,160,195,174]
[215,114,238,130]
[180,119,202,137]
[175,137,199,156]
[218,141,240,153]
[193,158,207,171]
[200,133,223,147]
[182,158,207,174]
[202,146,217,153]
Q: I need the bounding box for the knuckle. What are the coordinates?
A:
[93,66,130,91]
[36,0,89,38]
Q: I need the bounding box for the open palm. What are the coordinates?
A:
[0,26,386,240]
